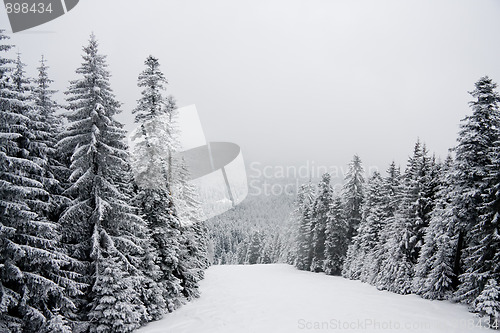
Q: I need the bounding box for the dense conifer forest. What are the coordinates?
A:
[0,30,209,333]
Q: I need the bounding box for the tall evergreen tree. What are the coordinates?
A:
[402,141,428,264]
[369,162,401,286]
[413,155,457,299]
[455,76,500,304]
[10,52,50,214]
[0,30,78,332]
[376,141,436,294]
[343,172,387,281]
[309,173,333,273]
[133,55,179,184]
[130,55,185,313]
[58,34,154,332]
[11,52,30,93]
[342,154,365,242]
[30,55,69,224]
[11,52,69,223]
[324,195,348,276]
[294,181,316,271]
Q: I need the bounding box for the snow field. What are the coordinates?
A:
[138,264,488,333]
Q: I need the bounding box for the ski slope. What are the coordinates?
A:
[138,264,489,333]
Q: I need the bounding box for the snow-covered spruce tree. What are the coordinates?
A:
[369,162,402,286]
[464,117,500,311]
[0,30,78,332]
[413,155,458,299]
[11,52,30,92]
[294,181,316,271]
[133,54,180,184]
[14,52,70,223]
[343,173,373,279]
[404,142,438,264]
[342,154,365,243]
[376,141,434,294]
[455,77,500,305]
[424,232,457,300]
[236,238,249,265]
[131,54,208,306]
[31,56,68,208]
[14,52,72,215]
[309,173,333,273]
[58,34,158,332]
[377,214,414,294]
[324,195,348,276]
[247,231,263,265]
[475,278,500,329]
[343,172,388,282]
[283,213,300,265]
[9,51,51,218]
[470,136,500,305]
[130,54,184,313]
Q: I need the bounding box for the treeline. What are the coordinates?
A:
[0,31,209,333]
[290,76,500,328]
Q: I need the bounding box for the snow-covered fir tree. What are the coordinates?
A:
[294,181,316,271]
[413,155,458,299]
[0,30,79,333]
[58,34,157,332]
[323,195,348,276]
[404,141,438,265]
[31,56,66,182]
[247,231,263,265]
[369,162,402,286]
[11,52,70,223]
[475,278,500,329]
[343,171,387,282]
[132,187,183,313]
[376,141,435,294]
[309,173,333,272]
[377,213,414,294]
[29,55,71,228]
[132,54,179,183]
[472,133,500,305]
[130,54,194,313]
[455,76,500,305]
[342,154,365,242]
[11,52,30,92]
[132,53,209,303]
[9,51,51,218]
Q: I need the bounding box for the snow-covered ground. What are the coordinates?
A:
[138,264,489,333]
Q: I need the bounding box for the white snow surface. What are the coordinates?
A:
[138,264,489,333]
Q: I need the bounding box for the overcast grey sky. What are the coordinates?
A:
[3,0,500,174]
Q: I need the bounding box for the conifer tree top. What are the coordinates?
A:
[133,55,169,123]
